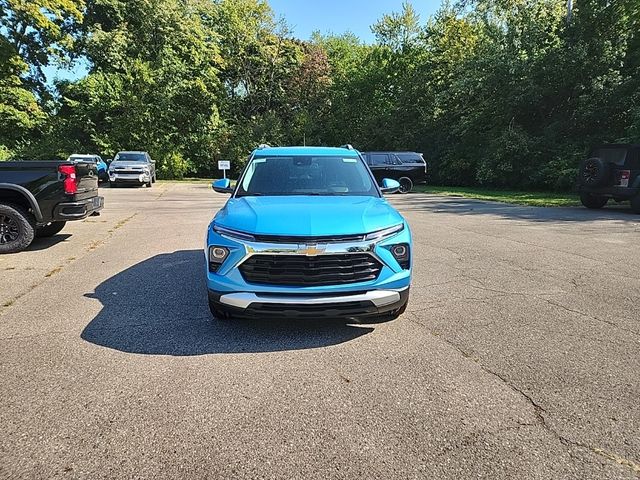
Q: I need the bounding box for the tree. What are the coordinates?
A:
[0,0,84,94]
[0,0,84,155]
[54,0,223,176]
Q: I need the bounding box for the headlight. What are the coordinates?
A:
[213,224,256,242]
[208,246,229,272]
[143,167,150,173]
[364,224,404,241]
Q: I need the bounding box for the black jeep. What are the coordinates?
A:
[577,144,640,213]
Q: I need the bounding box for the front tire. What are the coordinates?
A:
[398,177,413,194]
[35,221,66,238]
[580,192,608,209]
[0,203,35,254]
[630,194,640,214]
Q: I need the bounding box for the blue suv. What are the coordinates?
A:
[205,146,412,321]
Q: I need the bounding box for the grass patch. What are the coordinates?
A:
[413,185,579,207]
[157,178,215,184]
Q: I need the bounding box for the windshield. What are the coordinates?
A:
[115,152,146,162]
[236,155,379,197]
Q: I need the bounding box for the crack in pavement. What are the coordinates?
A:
[458,275,639,338]
[443,224,613,266]
[406,314,640,477]
[541,297,640,339]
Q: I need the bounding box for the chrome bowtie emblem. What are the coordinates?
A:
[299,243,326,256]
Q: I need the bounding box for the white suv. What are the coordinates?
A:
[108,151,156,188]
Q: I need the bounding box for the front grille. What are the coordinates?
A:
[239,253,382,286]
[115,169,142,175]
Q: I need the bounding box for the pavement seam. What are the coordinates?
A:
[0,213,137,316]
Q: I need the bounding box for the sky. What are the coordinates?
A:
[44,0,442,83]
[268,0,441,42]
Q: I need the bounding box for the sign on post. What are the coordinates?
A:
[218,160,230,179]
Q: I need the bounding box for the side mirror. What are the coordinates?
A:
[212,178,233,194]
[380,178,400,194]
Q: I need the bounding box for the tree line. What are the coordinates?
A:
[1,0,638,189]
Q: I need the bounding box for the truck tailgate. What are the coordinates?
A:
[71,160,100,200]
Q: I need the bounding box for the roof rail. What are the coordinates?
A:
[340,144,355,150]
[257,143,271,150]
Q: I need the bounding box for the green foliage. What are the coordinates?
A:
[0,0,84,94]
[0,0,638,187]
[158,151,191,179]
[0,144,12,160]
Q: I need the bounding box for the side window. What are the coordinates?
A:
[370,154,388,166]
[389,155,403,165]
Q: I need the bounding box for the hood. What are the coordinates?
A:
[110,161,148,169]
[214,196,404,236]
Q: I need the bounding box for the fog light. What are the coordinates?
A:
[392,245,407,257]
[211,247,228,259]
[390,243,410,270]
[208,246,229,272]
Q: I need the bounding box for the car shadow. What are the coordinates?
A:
[389,194,639,223]
[26,234,73,251]
[81,249,374,356]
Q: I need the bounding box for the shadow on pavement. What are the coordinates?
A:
[390,194,639,223]
[81,249,373,356]
[27,233,72,251]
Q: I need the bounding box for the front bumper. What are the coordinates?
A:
[109,172,151,184]
[53,196,104,221]
[208,287,410,320]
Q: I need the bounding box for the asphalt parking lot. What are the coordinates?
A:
[1,182,639,479]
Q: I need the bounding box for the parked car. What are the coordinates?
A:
[68,154,108,182]
[205,145,412,322]
[0,160,104,253]
[108,151,156,188]
[577,144,640,213]
[361,151,427,193]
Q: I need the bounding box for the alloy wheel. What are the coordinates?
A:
[0,213,20,244]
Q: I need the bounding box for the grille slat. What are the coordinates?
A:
[240,254,382,286]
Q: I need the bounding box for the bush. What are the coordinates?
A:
[158,151,192,179]
[0,145,12,161]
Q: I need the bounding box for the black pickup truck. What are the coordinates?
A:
[0,160,104,253]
